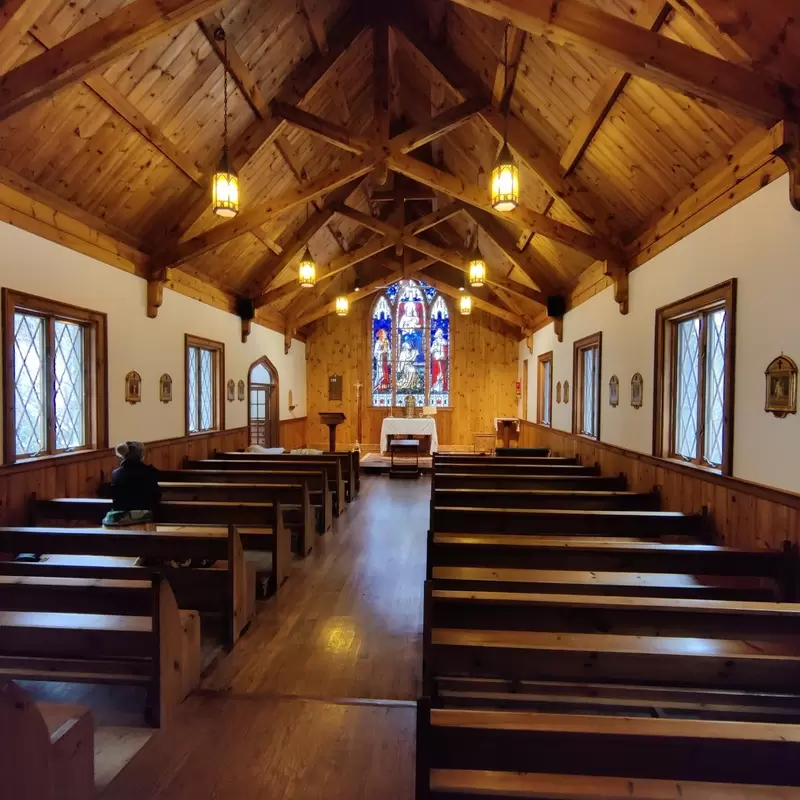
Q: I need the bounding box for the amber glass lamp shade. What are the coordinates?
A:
[297,248,316,288]
[468,254,486,288]
[460,294,472,315]
[212,160,239,218]
[335,295,349,316]
[491,142,519,212]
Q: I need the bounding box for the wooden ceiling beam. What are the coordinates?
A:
[559,0,670,177]
[0,0,231,121]
[464,206,557,294]
[491,24,525,112]
[417,271,525,327]
[299,0,328,55]
[197,13,270,120]
[272,100,372,154]
[395,15,618,242]
[374,20,390,184]
[444,0,795,124]
[31,21,206,187]
[162,12,366,244]
[387,152,619,263]
[0,0,45,58]
[405,202,465,234]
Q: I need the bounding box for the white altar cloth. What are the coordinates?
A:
[494,417,521,433]
[380,417,439,453]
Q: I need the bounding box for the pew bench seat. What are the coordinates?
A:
[433,488,660,512]
[428,768,800,799]
[430,567,779,601]
[429,628,800,691]
[418,704,800,787]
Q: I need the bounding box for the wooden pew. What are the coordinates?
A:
[431,462,599,476]
[31,497,291,592]
[161,467,333,533]
[431,507,707,539]
[433,487,661,512]
[434,454,578,467]
[0,575,199,727]
[0,524,253,646]
[416,701,800,798]
[0,681,94,800]
[423,587,800,699]
[433,472,627,491]
[217,450,360,503]
[494,447,550,457]
[426,534,798,599]
[188,458,346,518]
[156,481,315,557]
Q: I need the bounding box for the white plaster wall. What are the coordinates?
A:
[520,175,800,494]
[0,221,306,460]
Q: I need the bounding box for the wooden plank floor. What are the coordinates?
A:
[101,475,427,798]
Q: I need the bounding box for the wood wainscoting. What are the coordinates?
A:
[0,427,248,526]
[280,416,307,451]
[520,421,800,551]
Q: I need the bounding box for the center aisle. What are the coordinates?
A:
[101,475,428,799]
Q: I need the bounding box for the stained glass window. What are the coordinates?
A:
[187,337,223,434]
[370,279,451,407]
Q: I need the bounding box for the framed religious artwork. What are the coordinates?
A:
[563,380,570,404]
[238,379,245,401]
[227,378,235,402]
[159,373,172,404]
[765,355,797,417]
[631,372,643,409]
[556,381,562,404]
[125,371,141,405]
[609,375,619,407]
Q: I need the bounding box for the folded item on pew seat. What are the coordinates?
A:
[102,509,153,527]
[244,445,285,454]
[290,448,323,455]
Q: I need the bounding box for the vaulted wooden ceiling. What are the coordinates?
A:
[0,0,797,337]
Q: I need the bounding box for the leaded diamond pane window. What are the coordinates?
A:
[582,348,597,437]
[6,292,104,463]
[704,309,727,467]
[186,338,222,435]
[542,360,552,426]
[573,334,601,439]
[675,317,700,461]
[54,320,85,450]
[13,312,46,457]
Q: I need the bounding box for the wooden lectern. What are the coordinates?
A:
[495,417,520,449]
[319,412,346,452]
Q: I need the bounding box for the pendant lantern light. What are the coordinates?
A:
[460,294,473,315]
[335,295,349,316]
[491,24,519,212]
[297,203,316,288]
[468,226,486,288]
[211,28,239,218]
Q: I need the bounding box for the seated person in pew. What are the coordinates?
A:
[103,441,161,527]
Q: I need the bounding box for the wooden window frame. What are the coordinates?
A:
[572,332,602,440]
[653,279,736,476]
[185,334,225,436]
[2,288,108,464]
[537,351,553,426]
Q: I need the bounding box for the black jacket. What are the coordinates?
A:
[110,459,161,512]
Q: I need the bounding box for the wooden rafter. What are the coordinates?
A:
[374,20,390,184]
[0,0,44,57]
[272,101,371,154]
[388,153,618,262]
[299,0,328,54]
[405,203,465,234]
[418,272,524,327]
[0,0,231,121]
[31,21,206,187]
[491,24,525,112]
[197,13,270,119]
[395,15,618,242]
[559,0,670,177]
[162,12,366,244]
[444,0,795,124]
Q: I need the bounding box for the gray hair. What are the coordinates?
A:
[115,441,145,460]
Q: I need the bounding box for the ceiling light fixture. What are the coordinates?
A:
[491,24,519,212]
[211,28,239,218]
[297,203,316,288]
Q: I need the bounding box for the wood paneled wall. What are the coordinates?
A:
[280,416,307,450]
[305,300,520,450]
[520,421,800,551]
[0,427,247,526]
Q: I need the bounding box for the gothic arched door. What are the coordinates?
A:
[248,357,279,447]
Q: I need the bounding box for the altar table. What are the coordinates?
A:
[380,417,439,454]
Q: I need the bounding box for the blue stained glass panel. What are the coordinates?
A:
[418,280,437,303]
[429,295,450,407]
[372,295,393,406]
[385,283,399,304]
[395,326,425,407]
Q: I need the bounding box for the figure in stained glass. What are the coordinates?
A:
[369,278,451,408]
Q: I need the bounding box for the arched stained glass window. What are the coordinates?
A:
[370,279,451,407]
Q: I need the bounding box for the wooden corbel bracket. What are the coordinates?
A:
[604,260,629,315]
[146,268,170,319]
[775,121,800,212]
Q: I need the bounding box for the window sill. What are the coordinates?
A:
[664,456,723,477]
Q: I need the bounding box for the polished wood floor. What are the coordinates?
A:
[101,475,428,798]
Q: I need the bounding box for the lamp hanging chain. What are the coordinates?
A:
[503,22,510,144]
[222,34,229,170]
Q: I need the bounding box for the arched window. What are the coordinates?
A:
[371,279,451,408]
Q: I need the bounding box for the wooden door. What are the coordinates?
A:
[522,359,529,421]
[249,383,274,446]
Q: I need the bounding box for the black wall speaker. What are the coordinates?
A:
[547,295,566,318]
[236,296,255,321]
